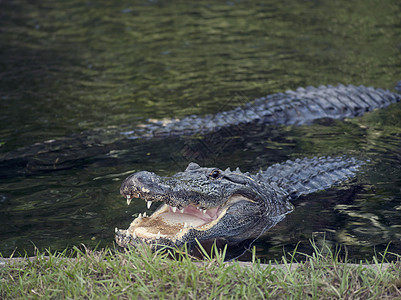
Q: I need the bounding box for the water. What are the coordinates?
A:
[0,0,400,260]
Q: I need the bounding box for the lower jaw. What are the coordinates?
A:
[120,204,228,243]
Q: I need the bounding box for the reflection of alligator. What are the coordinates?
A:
[1,83,400,172]
[116,157,362,248]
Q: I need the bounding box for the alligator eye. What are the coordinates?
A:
[209,170,221,179]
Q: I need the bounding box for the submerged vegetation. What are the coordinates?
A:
[1,241,401,299]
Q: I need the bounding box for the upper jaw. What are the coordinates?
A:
[120,170,229,210]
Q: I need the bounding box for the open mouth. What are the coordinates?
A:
[117,194,248,243]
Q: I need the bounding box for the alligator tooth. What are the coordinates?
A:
[126,195,132,205]
[125,231,130,237]
[180,208,185,213]
[156,231,161,239]
[147,201,152,209]
[202,209,207,214]
[138,213,142,218]
[114,227,118,233]
[143,212,147,217]
[184,222,188,228]
[132,231,137,239]
[189,222,193,227]
[171,206,177,213]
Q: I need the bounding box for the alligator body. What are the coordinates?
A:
[122,83,401,138]
[115,156,362,249]
[114,81,401,249]
[1,81,399,247]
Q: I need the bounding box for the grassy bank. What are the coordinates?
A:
[1,242,401,299]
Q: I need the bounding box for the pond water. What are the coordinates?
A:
[1,0,401,261]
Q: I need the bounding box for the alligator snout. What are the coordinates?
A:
[120,171,155,195]
[119,170,172,206]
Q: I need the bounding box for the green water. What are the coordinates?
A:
[0,0,400,260]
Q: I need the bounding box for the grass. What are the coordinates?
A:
[1,241,401,299]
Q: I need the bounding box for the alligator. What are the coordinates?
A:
[114,81,401,250]
[115,156,363,249]
[1,82,400,173]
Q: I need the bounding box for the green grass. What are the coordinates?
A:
[1,241,401,299]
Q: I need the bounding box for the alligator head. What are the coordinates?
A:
[115,162,294,248]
